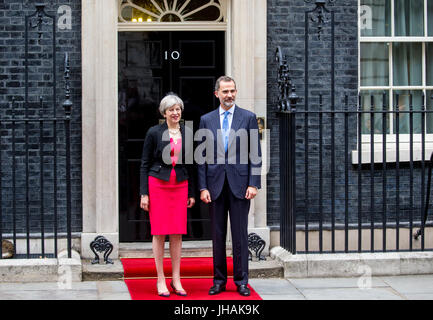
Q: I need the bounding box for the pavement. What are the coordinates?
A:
[0,274,433,300]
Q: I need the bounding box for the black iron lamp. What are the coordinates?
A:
[288,85,299,109]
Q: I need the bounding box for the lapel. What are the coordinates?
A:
[159,121,171,149]
[230,105,242,132]
[210,108,221,133]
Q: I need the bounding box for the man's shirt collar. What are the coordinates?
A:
[219,104,235,115]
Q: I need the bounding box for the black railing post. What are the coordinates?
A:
[304,6,310,254]
[409,93,414,251]
[39,97,45,257]
[288,87,299,254]
[11,99,17,256]
[63,53,73,259]
[344,95,349,252]
[279,112,287,251]
[415,152,433,241]
[382,92,387,252]
[330,8,336,254]
[276,47,298,254]
[357,93,362,252]
[420,93,426,250]
[25,113,30,258]
[395,93,400,251]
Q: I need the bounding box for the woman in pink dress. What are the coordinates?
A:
[139,94,195,297]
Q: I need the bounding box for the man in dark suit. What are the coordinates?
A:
[197,76,262,297]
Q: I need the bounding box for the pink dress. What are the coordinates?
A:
[148,138,188,235]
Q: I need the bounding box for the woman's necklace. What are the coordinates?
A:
[168,127,180,134]
[168,126,181,144]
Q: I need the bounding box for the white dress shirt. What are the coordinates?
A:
[219,105,235,130]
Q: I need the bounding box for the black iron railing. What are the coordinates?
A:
[278,91,433,254]
[0,4,72,259]
[277,0,433,254]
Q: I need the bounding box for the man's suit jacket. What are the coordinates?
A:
[197,105,262,200]
[140,122,195,198]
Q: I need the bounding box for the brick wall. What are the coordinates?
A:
[0,0,82,234]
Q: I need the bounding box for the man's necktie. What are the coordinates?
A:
[222,111,229,152]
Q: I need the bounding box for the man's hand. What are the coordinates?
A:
[187,197,196,208]
[200,190,212,203]
[245,187,258,200]
[140,195,149,211]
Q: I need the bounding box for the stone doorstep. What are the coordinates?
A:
[0,250,82,283]
[82,259,124,281]
[270,246,433,278]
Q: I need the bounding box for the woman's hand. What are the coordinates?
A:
[140,195,149,211]
[187,197,195,208]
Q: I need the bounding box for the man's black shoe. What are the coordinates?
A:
[209,284,226,295]
[237,284,251,296]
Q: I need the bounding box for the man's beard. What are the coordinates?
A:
[223,100,235,108]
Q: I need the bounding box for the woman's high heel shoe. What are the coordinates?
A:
[158,290,170,298]
[170,281,187,296]
[157,283,170,297]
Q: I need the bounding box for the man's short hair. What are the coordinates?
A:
[215,76,237,92]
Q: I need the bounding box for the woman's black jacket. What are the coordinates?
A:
[139,122,196,199]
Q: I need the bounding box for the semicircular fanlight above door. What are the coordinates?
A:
[118,0,226,23]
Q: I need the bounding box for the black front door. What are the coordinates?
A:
[118,31,225,242]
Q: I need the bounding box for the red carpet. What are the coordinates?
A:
[121,257,262,300]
